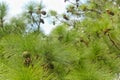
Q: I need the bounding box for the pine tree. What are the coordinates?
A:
[0,0,120,80]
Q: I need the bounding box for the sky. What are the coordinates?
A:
[0,0,86,34]
[0,0,66,17]
[0,0,67,34]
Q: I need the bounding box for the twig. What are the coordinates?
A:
[107,33,120,50]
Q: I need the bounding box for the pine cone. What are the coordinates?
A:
[22,51,31,58]
[24,57,32,66]
[106,9,114,16]
[41,11,46,15]
[63,15,69,20]
[40,19,44,24]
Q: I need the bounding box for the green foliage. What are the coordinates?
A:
[49,10,57,16]
[0,2,8,27]
[0,2,8,18]
[1,0,120,80]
